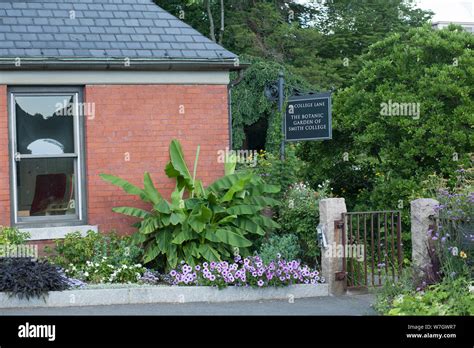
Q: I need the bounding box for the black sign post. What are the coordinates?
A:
[285,92,332,142]
[278,71,285,160]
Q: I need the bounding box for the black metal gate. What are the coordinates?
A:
[338,211,403,289]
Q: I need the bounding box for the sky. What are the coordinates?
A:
[296,0,474,23]
[415,0,474,22]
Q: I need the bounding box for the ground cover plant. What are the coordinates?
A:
[168,254,323,289]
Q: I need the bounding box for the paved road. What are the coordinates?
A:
[0,295,376,316]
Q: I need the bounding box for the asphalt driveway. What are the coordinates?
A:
[0,294,376,316]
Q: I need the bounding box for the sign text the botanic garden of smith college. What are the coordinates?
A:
[285,92,332,141]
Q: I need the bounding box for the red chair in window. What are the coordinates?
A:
[29,174,74,216]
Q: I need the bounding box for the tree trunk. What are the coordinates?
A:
[205,0,216,42]
[218,0,225,45]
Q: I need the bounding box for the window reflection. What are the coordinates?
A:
[15,96,75,155]
[27,139,65,155]
[16,158,76,217]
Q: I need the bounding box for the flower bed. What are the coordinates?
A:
[168,255,324,289]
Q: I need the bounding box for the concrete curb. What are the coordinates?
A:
[0,284,329,308]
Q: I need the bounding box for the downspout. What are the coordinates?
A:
[228,69,245,150]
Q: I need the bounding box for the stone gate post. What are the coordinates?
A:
[411,198,439,279]
[319,198,347,296]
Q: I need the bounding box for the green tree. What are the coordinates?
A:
[300,25,473,213]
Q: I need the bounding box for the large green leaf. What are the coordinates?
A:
[204,229,220,242]
[215,229,252,247]
[170,212,186,225]
[143,172,162,205]
[182,243,196,266]
[233,217,265,235]
[139,217,160,234]
[167,243,178,269]
[225,153,237,175]
[100,174,144,197]
[112,207,150,219]
[188,205,212,233]
[245,196,281,207]
[221,175,252,202]
[144,243,160,264]
[215,214,237,225]
[198,244,221,262]
[262,184,281,194]
[156,230,173,253]
[172,226,197,244]
[226,205,262,215]
[165,139,194,191]
[170,188,185,210]
[255,215,281,229]
[154,200,171,214]
[207,173,246,193]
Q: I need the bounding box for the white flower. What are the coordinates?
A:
[469,285,474,293]
[84,272,89,277]
[288,199,295,209]
[452,247,459,256]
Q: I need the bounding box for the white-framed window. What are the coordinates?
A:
[8,87,87,227]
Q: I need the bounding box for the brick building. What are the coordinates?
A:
[0,0,242,243]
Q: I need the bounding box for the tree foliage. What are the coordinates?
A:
[299,25,474,212]
[155,0,433,152]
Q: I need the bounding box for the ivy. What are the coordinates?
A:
[231,57,314,151]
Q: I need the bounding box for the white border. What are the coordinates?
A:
[20,225,98,241]
[0,283,329,308]
[0,71,230,85]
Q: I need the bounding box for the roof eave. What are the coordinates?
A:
[0,57,249,71]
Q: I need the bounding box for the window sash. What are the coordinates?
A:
[8,88,87,227]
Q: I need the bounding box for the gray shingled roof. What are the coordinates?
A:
[0,0,238,68]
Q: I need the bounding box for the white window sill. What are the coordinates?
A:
[19,225,98,241]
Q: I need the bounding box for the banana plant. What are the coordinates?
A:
[100,139,280,271]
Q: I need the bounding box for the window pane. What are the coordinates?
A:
[15,95,75,155]
[16,158,76,217]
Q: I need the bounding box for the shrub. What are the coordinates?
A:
[168,255,324,289]
[48,230,143,270]
[64,257,146,284]
[278,181,331,266]
[101,140,280,271]
[0,226,30,245]
[431,189,473,280]
[238,145,305,199]
[258,234,299,265]
[377,276,474,316]
[0,258,69,299]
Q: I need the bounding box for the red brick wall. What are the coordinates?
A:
[0,85,11,226]
[85,85,229,234]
